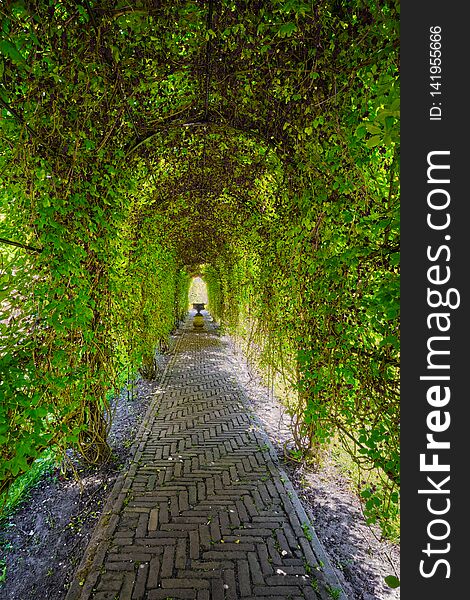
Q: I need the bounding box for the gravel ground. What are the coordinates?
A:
[0,326,399,600]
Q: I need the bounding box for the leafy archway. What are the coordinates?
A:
[1,0,399,534]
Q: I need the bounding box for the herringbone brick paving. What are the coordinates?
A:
[66,313,346,600]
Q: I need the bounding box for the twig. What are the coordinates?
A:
[0,237,42,253]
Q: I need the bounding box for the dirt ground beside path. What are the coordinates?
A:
[0,329,399,600]
[0,374,164,600]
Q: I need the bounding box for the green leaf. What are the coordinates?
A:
[110,45,120,63]
[354,124,366,139]
[0,40,27,66]
[384,575,400,589]
[365,123,382,135]
[366,135,381,148]
[278,23,297,38]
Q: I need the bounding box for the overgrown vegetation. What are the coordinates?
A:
[1,0,399,537]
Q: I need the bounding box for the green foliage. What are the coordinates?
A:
[326,586,342,600]
[0,451,55,520]
[301,521,313,542]
[0,0,399,537]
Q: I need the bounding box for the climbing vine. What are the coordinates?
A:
[1,0,399,537]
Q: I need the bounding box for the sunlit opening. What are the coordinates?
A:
[188,275,208,307]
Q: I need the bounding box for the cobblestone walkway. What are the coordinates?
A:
[66,313,346,600]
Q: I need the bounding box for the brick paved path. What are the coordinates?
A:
[66,313,347,600]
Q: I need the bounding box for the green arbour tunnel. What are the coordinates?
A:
[0,0,399,537]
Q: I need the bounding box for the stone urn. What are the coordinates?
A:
[193,303,205,328]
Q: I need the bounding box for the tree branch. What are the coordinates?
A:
[0,237,42,253]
